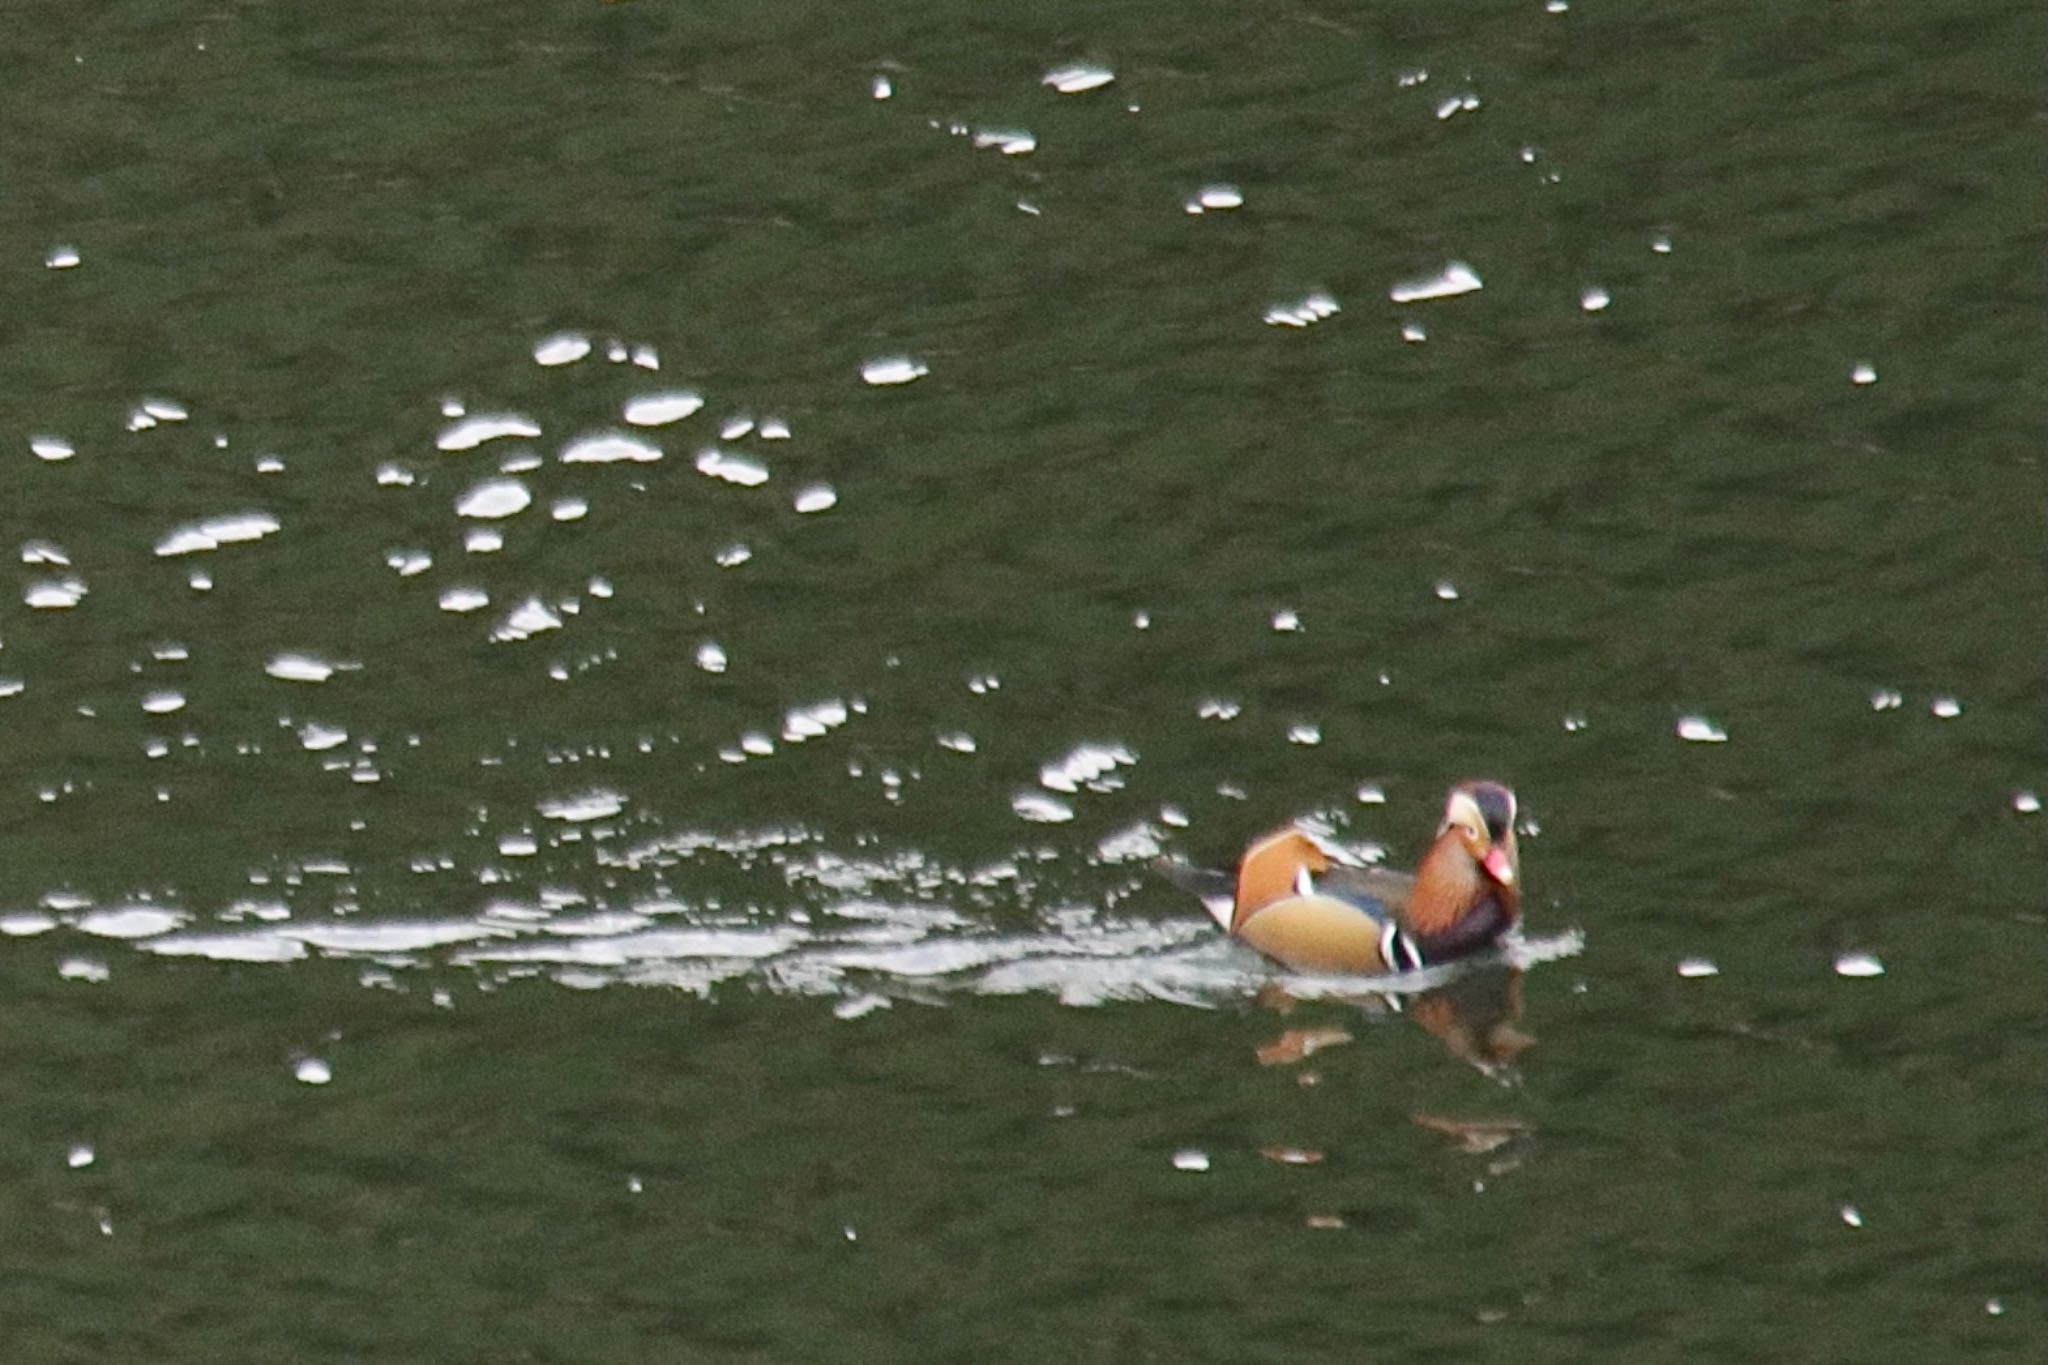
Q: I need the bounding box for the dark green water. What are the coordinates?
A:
[2,1,2041,1359]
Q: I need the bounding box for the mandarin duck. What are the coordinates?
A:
[1160,781,1522,975]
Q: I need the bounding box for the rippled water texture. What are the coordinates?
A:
[2,1,2040,1359]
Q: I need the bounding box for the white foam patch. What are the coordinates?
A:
[77,907,186,939]
[154,512,281,557]
[1039,742,1136,793]
[25,579,87,609]
[561,432,662,464]
[540,789,626,822]
[266,653,339,683]
[1390,261,1484,303]
[437,414,541,452]
[695,449,770,486]
[298,722,348,751]
[973,128,1037,156]
[456,478,532,519]
[492,598,563,643]
[534,333,592,366]
[1012,792,1075,823]
[1043,63,1115,94]
[623,391,704,426]
[860,356,928,386]
[1263,293,1340,328]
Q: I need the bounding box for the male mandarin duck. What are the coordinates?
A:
[1160,781,1522,975]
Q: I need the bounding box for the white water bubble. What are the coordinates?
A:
[1171,1149,1211,1173]
[562,432,661,464]
[1287,724,1322,746]
[1390,261,1484,303]
[385,549,432,577]
[78,907,184,939]
[1401,321,1428,343]
[695,641,728,674]
[1186,184,1243,214]
[1434,92,1481,120]
[540,789,626,822]
[861,356,929,386]
[1043,63,1115,94]
[67,1143,95,1169]
[439,587,490,613]
[154,512,281,557]
[1039,742,1136,794]
[1851,363,1878,386]
[1356,783,1387,804]
[25,579,87,609]
[140,690,185,715]
[1271,609,1301,632]
[375,463,416,487]
[31,436,75,461]
[266,654,339,683]
[1869,688,1903,711]
[1677,957,1720,979]
[621,391,703,427]
[436,414,542,452]
[793,484,838,514]
[714,543,752,568]
[872,74,893,100]
[46,245,82,270]
[2014,791,2041,814]
[973,128,1037,156]
[693,448,770,486]
[1929,696,1961,719]
[1833,952,1884,978]
[491,598,562,643]
[456,478,532,519]
[1197,699,1241,721]
[1434,580,1460,600]
[295,1057,332,1086]
[1676,715,1727,743]
[533,333,592,367]
[1263,292,1340,327]
[1580,286,1612,312]
[1012,792,1075,824]
[298,723,348,752]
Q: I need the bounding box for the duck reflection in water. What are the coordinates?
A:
[1253,963,1533,1079]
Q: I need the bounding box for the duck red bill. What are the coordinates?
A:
[1481,846,1515,885]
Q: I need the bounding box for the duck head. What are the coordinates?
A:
[1408,780,1521,949]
